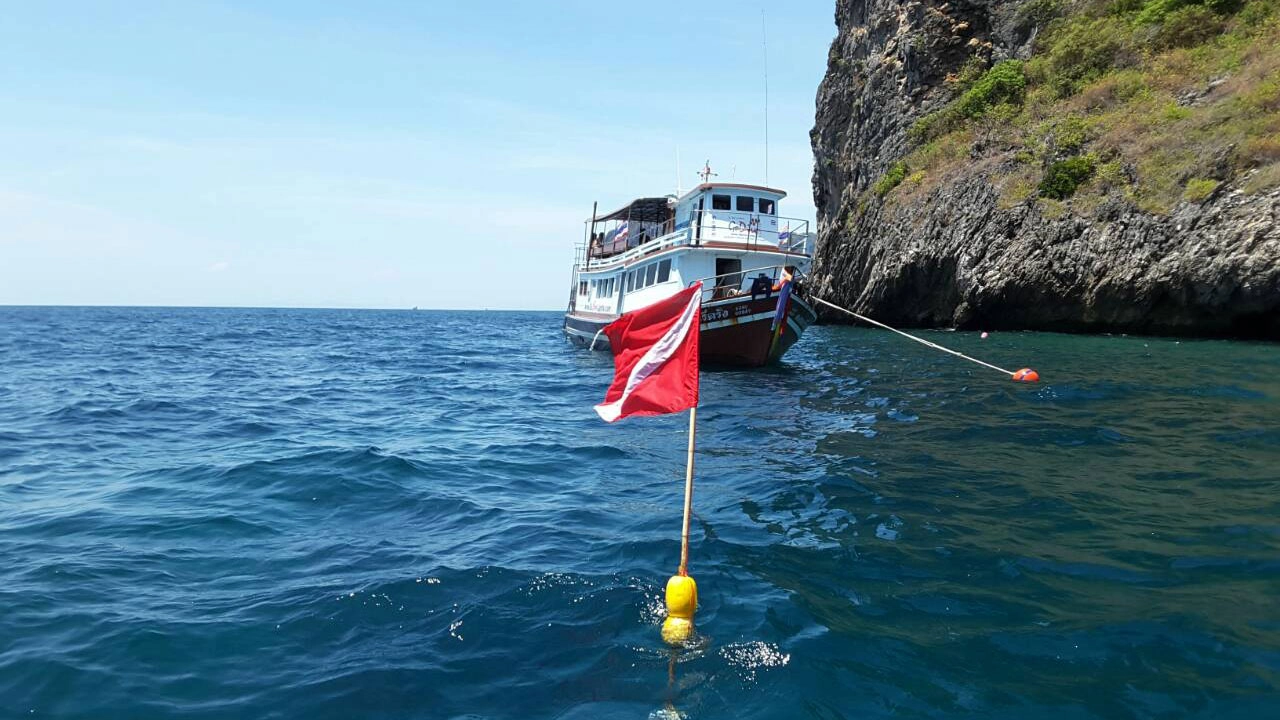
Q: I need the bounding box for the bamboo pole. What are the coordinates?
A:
[678,405,697,576]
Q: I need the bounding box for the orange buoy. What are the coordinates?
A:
[1012,368,1040,383]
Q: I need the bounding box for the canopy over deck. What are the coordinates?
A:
[594,196,674,224]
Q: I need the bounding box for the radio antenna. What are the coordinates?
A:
[762,9,769,185]
[675,145,682,196]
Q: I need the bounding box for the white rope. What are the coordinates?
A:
[588,328,605,351]
[812,296,1015,377]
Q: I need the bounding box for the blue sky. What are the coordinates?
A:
[0,1,835,309]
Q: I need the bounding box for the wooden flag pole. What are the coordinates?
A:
[678,405,697,576]
[662,405,700,645]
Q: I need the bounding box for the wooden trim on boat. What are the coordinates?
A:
[578,242,806,276]
[696,241,807,254]
[684,182,788,197]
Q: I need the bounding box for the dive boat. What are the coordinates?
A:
[563,177,816,367]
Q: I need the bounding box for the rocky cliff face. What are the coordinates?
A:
[810,0,1280,338]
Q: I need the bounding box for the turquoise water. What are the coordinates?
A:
[1,307,1277,719]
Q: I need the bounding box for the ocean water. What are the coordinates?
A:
[1,306,1278,720]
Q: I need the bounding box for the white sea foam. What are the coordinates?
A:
[719,641,790,683]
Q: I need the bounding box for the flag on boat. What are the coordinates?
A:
[594,283,701,423]
[767,269,794,358]
[770,279,792,333]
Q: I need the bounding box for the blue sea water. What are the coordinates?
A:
[1,306,1278,719]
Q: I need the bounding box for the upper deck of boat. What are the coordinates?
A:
[575,181,812,275]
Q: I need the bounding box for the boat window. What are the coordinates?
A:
[736,196,754,212]
[645,264,658,286]
[627,271,635,292]
[759,198,775,215]
[712,194,731,210]
[714,257,742,296]
[578,281,587,296]
[657,259,671,283]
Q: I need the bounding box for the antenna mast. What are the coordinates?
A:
[676,145,682,196]
[762,10,769,185]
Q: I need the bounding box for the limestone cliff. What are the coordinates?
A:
[810,0,1280,338]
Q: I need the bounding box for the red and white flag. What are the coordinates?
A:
[594,283,701,422]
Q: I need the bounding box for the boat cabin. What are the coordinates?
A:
[673,183,786,247]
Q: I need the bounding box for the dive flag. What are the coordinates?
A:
[594,283,702,423]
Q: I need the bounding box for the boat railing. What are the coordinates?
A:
[686,264,807,304]
[578,214,812,271]
[583,227,694,269]
[686,211,812,255]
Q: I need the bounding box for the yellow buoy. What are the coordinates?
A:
[660,573,697,646]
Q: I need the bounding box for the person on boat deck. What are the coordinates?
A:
[750,273,773,300]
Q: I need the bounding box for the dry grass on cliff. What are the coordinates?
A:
[879,0,1280,217]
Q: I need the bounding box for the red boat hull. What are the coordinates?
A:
[564,291,816,367]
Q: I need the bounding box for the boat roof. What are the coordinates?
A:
[678,183,787,203]
[591,182,789,222]
[595,196,674,223]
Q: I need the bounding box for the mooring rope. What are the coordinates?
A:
[812,296,1019,378]
[588,328,605,351]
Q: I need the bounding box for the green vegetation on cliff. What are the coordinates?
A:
[910,59,1028,140]
[872,160,910,196]
[879,0,1280,214]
